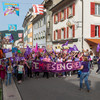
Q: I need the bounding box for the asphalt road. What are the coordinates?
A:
[15,70,100,100]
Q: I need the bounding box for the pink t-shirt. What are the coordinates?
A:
[43,58,51,62]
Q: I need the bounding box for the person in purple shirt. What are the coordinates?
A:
[96,56,100,74]
[79,56,90,92]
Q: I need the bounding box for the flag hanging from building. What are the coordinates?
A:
[33,4,44,15]
[8,24,17,31]
[2,2,19,16]
[9,34,14,43]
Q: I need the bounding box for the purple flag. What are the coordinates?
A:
[52,48,55,54]
[73,45,79,51]
[97,44,100,52]
[9,34,14,43]
[44,48,47,53]
[3,49,9,53]
[62,41,69,47]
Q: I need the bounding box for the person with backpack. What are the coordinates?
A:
[6,62,13,86]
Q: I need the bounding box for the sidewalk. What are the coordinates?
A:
[3,78,22,100]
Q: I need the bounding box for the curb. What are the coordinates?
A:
[13,76,23,100]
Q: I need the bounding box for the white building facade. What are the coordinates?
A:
[83,0,100,55]
[32,14,46,48]
[52,0,100,55]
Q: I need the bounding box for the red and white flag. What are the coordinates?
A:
[33,4,44,15]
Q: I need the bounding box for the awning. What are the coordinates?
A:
[85,39,100,45]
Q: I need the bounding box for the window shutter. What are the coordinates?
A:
[73,25,75,37]
[58,29,61,39]
[58,13,59,22]
[67,7,69,19]
[64,9,66,20]
[54,31,56,40]
[91,2,95,15]
[91,25,95,37]
[73,3,75,16]
[64,28,66,38]
[67,27,69,38]
[54,15,56,24]
[99,26,100,37]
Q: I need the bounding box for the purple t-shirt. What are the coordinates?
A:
[81,61,89,72]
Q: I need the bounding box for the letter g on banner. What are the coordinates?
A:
[66,63,72,70]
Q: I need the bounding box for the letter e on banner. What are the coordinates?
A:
[57,64,62,71]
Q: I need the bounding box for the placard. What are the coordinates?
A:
[5,52,12,58]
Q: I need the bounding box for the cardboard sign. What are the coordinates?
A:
[5,52,12,58]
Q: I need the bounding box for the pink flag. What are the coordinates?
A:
[35,43,38,52]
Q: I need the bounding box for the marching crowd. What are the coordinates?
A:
[0,48,100,92]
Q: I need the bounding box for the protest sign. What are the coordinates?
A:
[5,52,12,58]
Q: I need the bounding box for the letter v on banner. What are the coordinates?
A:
[33,4,44,15]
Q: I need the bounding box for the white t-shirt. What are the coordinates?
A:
[67,60,72,62]
[18,65,24,74]
[57,58,63,62]
[7,66,12,73]
[90,55,94,60]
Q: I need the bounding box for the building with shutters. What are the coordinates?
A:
[22,8,35,48]
[32,13,47,48]
[83,0,100,55]
[51,0,100,55]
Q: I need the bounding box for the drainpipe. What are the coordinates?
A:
[82,0,84,50]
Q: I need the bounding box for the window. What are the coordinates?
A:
[41,19,43,26]
[69,26,73,38]
[30,38,32,42]
[43,31,45,37]
[44,16,46,24]
[28,28,32,33]
[54,14,58,23]
[69,6,73,17]
[95,4,100,15]
[61,29,64,39]
[39,32,41,39]
[40,20,41,27]
[95,26,99,37]
[28,38,30,43]
[61,10,64,20]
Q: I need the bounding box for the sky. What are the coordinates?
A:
[0,0,44,31]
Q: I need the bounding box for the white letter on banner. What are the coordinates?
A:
[34,62,39,69]
[75,62,80,69]
[57,64,62,71]
[51,63,56,71]
[66,63,72,70]
[47,63,51,71]
[61,64,66,70]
